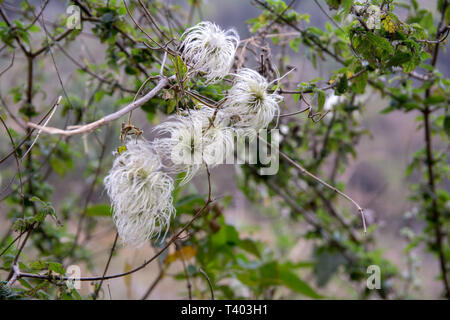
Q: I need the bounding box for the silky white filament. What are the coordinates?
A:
[154,106,234,185]
[104,139,175,246]
[224,68,283,137]
[181,21,239,83]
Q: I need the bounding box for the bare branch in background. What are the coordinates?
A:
[26,76,173,136]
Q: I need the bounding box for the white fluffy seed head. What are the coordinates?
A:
[181,21,239,83]
[224,68,283,136]
[104,139,175,247]
[154,106,234,185]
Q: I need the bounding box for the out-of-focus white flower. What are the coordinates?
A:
[323,93,366,121]
[104,139,175,247]
[224,68,283,136]
[323,93,341,121]
[181,21,239,83]
[279,124,289,135]
[323,93,342,113]
[154,106,234,184]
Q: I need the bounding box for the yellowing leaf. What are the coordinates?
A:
[258,14,267,24]
[165,246,197,265]
[117,145,127,155]
[382,15,396,33]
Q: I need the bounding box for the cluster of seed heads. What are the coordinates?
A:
[104,21,283,246]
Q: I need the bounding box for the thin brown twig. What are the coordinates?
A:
[422,0,449,299]
[21,96,61,160]
[70,133,108,253]
[0,49,14,78]
[314,0,345,33]
[199,268,214,300]
[0,229,28,258]
[259,136,367,233]
[137,0,171,42]
[175,241,193,300]
[141,264,165,300]
[123,0,175,56]
[93,232,119,300]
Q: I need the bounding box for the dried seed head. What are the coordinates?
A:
[104,139,175,246]
[181,21,239,83]
[154,106,234,185]
[224,68,283,137]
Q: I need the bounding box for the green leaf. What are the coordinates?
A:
[30,196,43,204]
[167,99,176,114]
[212,225,239,247]
[420,51,431,61]
[94,90,105,102]
[48,262,65,274]
[289,38,300,53]
[352,68,368,94]
[335,73,348,95]
[259,261,279,286]
[175,194,204,212]
[342,0,353,13]
[86,204,111,217]
[28,25,40,33]
[279,267,322,299]
[424,94,445,105]
[30,197,58,224]
[444,115,450,137]
[70,288,82,300]
[325,0,340,10]
[317,89,325,110]
[50,156,73,176]
[366,33,394,55]
[239,238,261,259]
[386,52,412,68]
[30,261,47,270]
[30,261,65,274]
[174,55,187,79]
[18,278,32,289]
[313,250,347,287]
